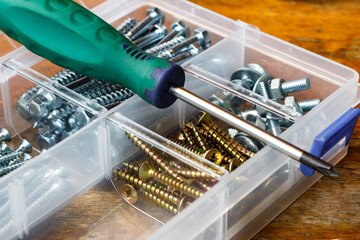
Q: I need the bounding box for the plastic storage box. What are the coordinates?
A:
[0,0,360,239]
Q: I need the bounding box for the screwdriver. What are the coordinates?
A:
[0,0,338,177]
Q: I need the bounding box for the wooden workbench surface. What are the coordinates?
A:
[1,0,358,239]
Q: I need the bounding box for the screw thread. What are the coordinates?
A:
[116,17,136,34]
[0,156,31,176]
[146,36,185,55]
[176,169,209,179]
[281,77,311,94]
[298,98,320,111]
[188,122,208,151]
[181,125,197,147]
[115,169,185,206]
[0,151,22,165]
[257,81,272,99]
[126,132,183,181]
[143,191,179,215]
[152,171,204,199]
[167,137,205,156]
[156,30,179,45]
[50,69,83,86]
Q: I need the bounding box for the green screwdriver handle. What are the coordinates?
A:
[0,0,185,108]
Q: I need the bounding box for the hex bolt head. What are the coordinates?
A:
[0,128,11,142]
[269,78,286,99]
[38,133,57,150]
[28,98,48,121]
[193,27,211,49]
[16,98,32,121]
[146,7,165,24]
[171,20,190,38]
[73,108,90,128]
[284,96,303,115]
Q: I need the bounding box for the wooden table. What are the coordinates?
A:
[1,0,359,239]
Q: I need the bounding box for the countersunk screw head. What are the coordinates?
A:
[120,184,138,204]
[203,148,222,165]
[177,196,192,212]
[17,139,33,153]
[0,142,11,155]
[138,161,153,181]
[0,128,11,142]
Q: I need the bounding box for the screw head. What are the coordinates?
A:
[228,158,241,172]
[17,139,32,153]
[269,78,286,99]
[146,7,165,24]
[120,184,138,204]
[177,196,192,212]
[138,161,153,181]
[0,128,11,142]
[28,98,48,121]
[233,133,264,153]
[193,28,211,49]
[203,148,222,165]
[171,20,190,38]
[0,142,11,155]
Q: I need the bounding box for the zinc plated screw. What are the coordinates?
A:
[222,158,241,173]
[133,24,168,49]
[156,20,190,46]
[0,139,32,165]
[175,169,210,179]
[158,27,211,59]
[266,113,282,137]
[181,124,197,147]
[126,132,183,181]
[146,35,185,56]
[114,169,191,208]
[0,143,11,155]
[138,161,204,199]
[187,122,208,151]
[116,17,137,34]
[126,7,165,41]
[0,153,32,176]
[0,128,11,142]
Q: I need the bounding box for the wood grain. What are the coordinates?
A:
[1,0,359,239]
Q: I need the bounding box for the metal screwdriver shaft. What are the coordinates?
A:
[170,86,339,177]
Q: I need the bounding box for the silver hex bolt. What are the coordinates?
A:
[156,20,190,45]
[126,7,165,41]
[284,96,303,115]
[298,98,320,112]
[0,128,11,142]
[133,24,168,49]
[269,77,311,100]
[169,43,202,62]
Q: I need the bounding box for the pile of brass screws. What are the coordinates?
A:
[113,112,254,214]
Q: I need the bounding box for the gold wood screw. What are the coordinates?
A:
[138,162,204,199]
[181,124,197,147]
[126,132,183,181]
[176,169,210,179]
[120,184,138,204]
[187,122,208,151]
[143,191,179,215]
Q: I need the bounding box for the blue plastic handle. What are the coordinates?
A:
[300,108,360,176]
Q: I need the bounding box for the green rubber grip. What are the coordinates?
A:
[0,0,185,108]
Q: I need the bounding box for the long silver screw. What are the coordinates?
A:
[116,17,136,34]
[0,153,32,176]
[126,7,165,41]
[0,128,11,142]
[0,139,32,165]
[133,24,168,49]
[158,28,211,59]
[146,36,185,56]
[156,20,190,46]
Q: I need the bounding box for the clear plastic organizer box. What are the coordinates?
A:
[0,0,360,239]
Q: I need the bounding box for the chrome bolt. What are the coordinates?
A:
[284,96,303,115]
[298,98,320,112]
[116,17,136,34]
[126,7,165,41]
[133,24,168,49]
[156,20,190,46]
[269,77,311,100]
[169,43,202,62]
